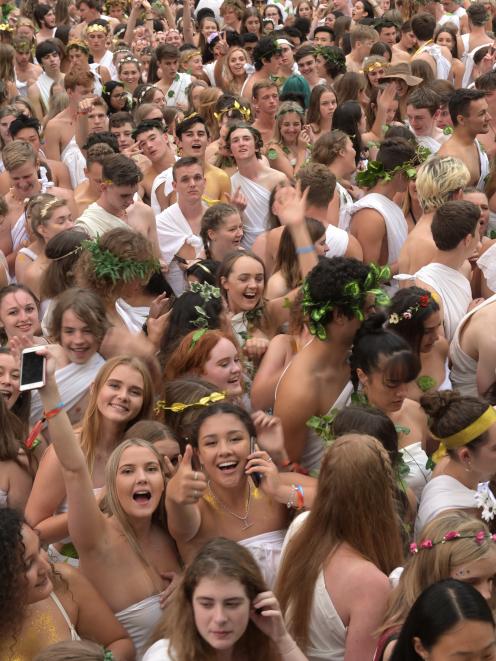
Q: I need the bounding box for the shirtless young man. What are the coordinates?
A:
[227,123,286,249]
[75,153,158,253]
[474,72,496,160]
[74,143,115,215]
[397,155,470,278]
[154,44,192,110]
[0,115,72,193]
[349,137,416,276]
[392,20,417,64]
[242,36,282,100]
[13,37,41,94]
[252,80,279,149]
[44,68,94,189]
[437,88,491,190]
[84,20,118,79]
[33,4,56,43]
[1,141,76,274]
[133,121,175,206]
[27,40,64,121]
[345,25,378,73]
[274,257,378,472]
[151,115,231,212]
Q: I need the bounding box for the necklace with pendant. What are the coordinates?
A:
[208,480,254,530]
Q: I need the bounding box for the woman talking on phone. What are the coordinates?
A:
[164,401,309,588]
[143,537,307,661]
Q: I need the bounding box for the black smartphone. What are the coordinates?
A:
[20,347,46,391]
[249,437,262,488]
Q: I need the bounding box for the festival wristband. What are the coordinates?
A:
[295,245,314,255]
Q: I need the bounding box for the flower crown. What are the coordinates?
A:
[301,263,391,340]
[181,49,201,62]
[154,391,226,414]
[214,100,251,122]
[82,237,160,285]
[410,529,496,554]
[67,39,90,53]
[0,22,13,31]
[388,292,439,325]
[356,145,431,189]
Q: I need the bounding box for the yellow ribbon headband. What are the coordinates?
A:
[432,407,496,464]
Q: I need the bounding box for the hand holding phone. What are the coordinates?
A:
[249,437,263,488]
[20,346,46,391]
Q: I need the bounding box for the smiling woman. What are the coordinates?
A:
[0,283,42,345]
[31,349,181,659]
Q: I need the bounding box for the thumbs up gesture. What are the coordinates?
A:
[166,444,208,505]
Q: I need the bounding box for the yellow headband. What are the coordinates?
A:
[181,50,201,62]
[154,391,226,414]
[364,61,387,73]
[86,23,107,34]
[432,406,496,464]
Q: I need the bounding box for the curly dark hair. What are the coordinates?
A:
[0,508,28,641]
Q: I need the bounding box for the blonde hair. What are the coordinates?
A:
[100,438,167,574]
[416,155,470,212]
[275,434,404,650]
[3,139,36,172]
[80,356,154,474]
[381,511,496,633]
[29,196,68,241]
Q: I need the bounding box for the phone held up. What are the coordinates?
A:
[249,436,263,488]
[20,346,46,391]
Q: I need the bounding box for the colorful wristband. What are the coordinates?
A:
[295,245,314,255]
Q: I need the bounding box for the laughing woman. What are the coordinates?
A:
[0,508,135,661]
[35,348,182,659]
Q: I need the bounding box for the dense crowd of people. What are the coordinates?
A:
[2,0,496,658]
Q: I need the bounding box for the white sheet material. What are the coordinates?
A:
[415,262,471,342]
[231,171,271,249]
[325,223,349,257]
[450,294,496,396]
[416,43,451,80]
[335,181,353,231]
[477,242,496,292]
[61,136,87,190]
[115,594,162,660]
[115,298,149,334]
[416,475,480,537]
[238,529,286,588]
[350,192,408,271]
[164,72,192,109]
[280,511,347,660]
[150,166,173,215]
[476,139,490,191]
[29,352,104,425]
[75,202,128,238]
[461,38,493,87]
[36,71,56,114]
[156,202,204,295]
[400,441,431,503]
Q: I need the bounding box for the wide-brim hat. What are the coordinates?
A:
[379,63,423,87]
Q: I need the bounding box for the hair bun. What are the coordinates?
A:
[420,390,463,418]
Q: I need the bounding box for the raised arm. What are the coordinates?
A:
[36,348,107,554]
[165,444,206,543]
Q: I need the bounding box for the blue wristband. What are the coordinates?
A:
[295,245,314,255]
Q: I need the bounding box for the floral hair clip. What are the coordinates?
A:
[0,22,14,31]
[154,391,226,414]
[409,529,496,554]
[388,293,434,325]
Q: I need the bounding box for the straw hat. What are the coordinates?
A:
[379,63,423,87]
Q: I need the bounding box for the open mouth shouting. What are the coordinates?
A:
[132,489,152,504]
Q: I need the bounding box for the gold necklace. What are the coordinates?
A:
[208,480,254,529]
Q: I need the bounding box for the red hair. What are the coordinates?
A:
[164,330,237,381]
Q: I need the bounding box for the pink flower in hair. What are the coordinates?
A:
[403,311,412,320]
[475,531,486,545]
[491,534,496,542]
[409,543,418,554]
[443,531,461,542]
[420,539,433,549]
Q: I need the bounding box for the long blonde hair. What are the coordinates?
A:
[380,511,496,634]
[80,356,154,474]
[100,438,167,575]
[275,434,404,650]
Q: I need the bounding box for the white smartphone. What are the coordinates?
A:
[20,346,46,391]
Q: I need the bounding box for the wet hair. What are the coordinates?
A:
[431,200,480,251]
[449,88,486,126]
[390,580,495,661]
[420,391,493,457]
[349,313,421,392]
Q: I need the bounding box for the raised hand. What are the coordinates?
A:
[244,337,269,360]
[245,449,280,498]
[250,592,289,642]
[272,183,308,227]
[166,445,207,505]
[251,412,286,459]
[227,186,247,213]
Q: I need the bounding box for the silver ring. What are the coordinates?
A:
[267,456,272,463]
[194,471,198,480]
[193,489,199,499]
